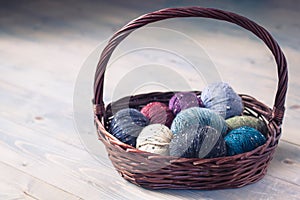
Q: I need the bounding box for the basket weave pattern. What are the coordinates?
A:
[93,7,288,190]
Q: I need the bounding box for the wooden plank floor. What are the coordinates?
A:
[1,1,300,199]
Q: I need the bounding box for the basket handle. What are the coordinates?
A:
[93,7,288,125]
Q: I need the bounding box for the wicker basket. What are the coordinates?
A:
[93,7,288,190]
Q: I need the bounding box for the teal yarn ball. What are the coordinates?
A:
[226,115,268,136]
[109,108,149,147]
[224,126,266,156]
[171,107,227,137]
[169,126,227,158]
[201,82,244,119]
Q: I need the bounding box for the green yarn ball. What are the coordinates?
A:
[226,116,268,136]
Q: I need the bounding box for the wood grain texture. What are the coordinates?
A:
[268,141,300,186]
[1,116,300,199]
[1,0,300,199]
[0,80,82,148]
[0,1,299,145]
[0,161,81,200]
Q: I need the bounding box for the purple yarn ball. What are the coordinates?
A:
[169,92,204,115]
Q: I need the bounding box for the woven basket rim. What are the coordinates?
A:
[95,92,278,162]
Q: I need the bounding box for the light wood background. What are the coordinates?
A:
[1,1,300,199]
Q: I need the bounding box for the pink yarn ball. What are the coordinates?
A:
[141,102,175,128]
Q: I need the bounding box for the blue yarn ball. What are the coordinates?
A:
[171,107,227,137]
[109,108,149,147]
[201,82,244,119]
[224,126,266,156]
[169,126,227,158]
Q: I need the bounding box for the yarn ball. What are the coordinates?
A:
[201,82,244,119]
[136,124,173,156]
[169,92,204,115]
[226,115,268,136]
[171,107,227,137]
[169,126,227,158]
[140,102,175,128]
[109,108,149,147]
[224,126,266,156]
